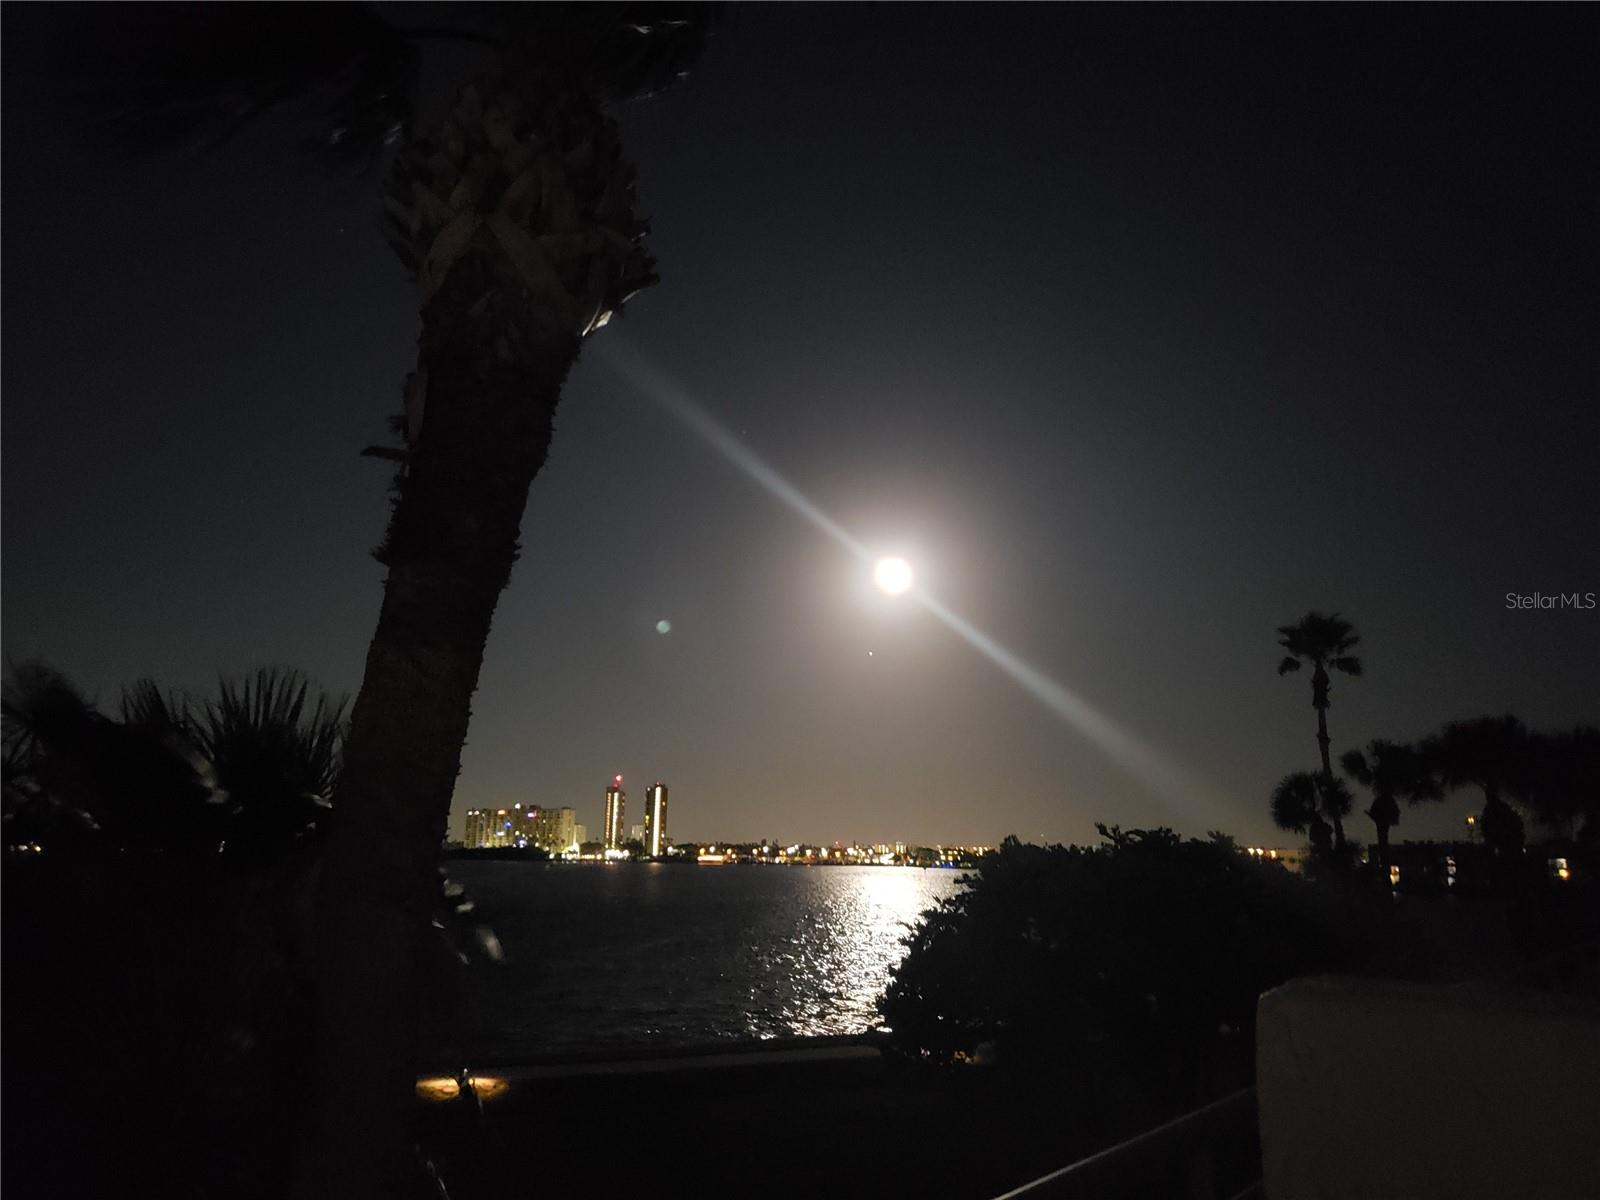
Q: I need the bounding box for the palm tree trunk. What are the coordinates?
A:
[294,277,579,1197]
[1311,672,1345,851]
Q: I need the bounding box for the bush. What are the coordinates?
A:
[880,828,1361,1107]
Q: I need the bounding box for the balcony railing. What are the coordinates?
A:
[992,1087,1262,1200]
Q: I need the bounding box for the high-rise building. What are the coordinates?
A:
[644,781,669,858]
[463,805,539,848]
[603,775,626,849]
[531,806,577,855]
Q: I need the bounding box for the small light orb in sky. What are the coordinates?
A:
[655,619,672,635]
[873,557,914,595]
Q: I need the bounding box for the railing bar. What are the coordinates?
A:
[990,1087,1258,1199]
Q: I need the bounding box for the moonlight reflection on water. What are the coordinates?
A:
[433,863,965,1061]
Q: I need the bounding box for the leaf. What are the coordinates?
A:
[484,211,575,330]
[418,211,482,302]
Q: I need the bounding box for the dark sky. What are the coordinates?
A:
[4,5,1597,847]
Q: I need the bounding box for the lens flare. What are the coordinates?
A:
[600,343,1228,822]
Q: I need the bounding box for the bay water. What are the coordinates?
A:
[430,862,965,1063]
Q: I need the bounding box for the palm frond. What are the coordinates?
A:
[195,668,347,808]
[1339,748,1371,785]
[119,678,193,733]
[79,4,421,168]
[80,4,718,170]
[1523,726,1600,834]
[498,3,721,102]
[1428,714,1533,797]
[1276,611,1359,664]
[1270,772,1321,833]
[1402,769,1444,806]
[2,659,98,764]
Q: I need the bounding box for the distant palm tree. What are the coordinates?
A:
[1423,715,1532,861]
[1340,739,1440,868]
[1277,611,1362,850]
[1270,770,1352,861]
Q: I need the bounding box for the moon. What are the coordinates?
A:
[873,557,914,595]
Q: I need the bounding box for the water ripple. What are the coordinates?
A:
[428,863,964,1059]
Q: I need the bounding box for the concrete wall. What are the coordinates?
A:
[1257,975,1600,1199]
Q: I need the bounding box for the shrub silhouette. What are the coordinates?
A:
[881,828,1359,1109]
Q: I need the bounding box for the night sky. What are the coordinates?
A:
[4,6,1597,847]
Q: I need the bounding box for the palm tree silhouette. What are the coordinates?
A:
[3,661,347,860]
[83,8,716,1192]
[1270,770,1352,861]
[1276,611,1362,850]
[1340,739,1440,869]
[189,669,347,869]
[2,659,219,852]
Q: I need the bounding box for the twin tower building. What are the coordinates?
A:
[604,775,670,858]
[462,774,669,856]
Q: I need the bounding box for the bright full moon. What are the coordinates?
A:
[873,557,914,595]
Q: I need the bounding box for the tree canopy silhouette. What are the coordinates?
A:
[1522,726,1600,840]
[1423,715,1532,861]
[881,828,1358,1120]
[1340,739,1440,868]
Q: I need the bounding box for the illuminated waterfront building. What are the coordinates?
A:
[643,781,669,858]
[492,809,515,848]
[603,775,626,849]
[464,805,542,848]
[531,806,578,854]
